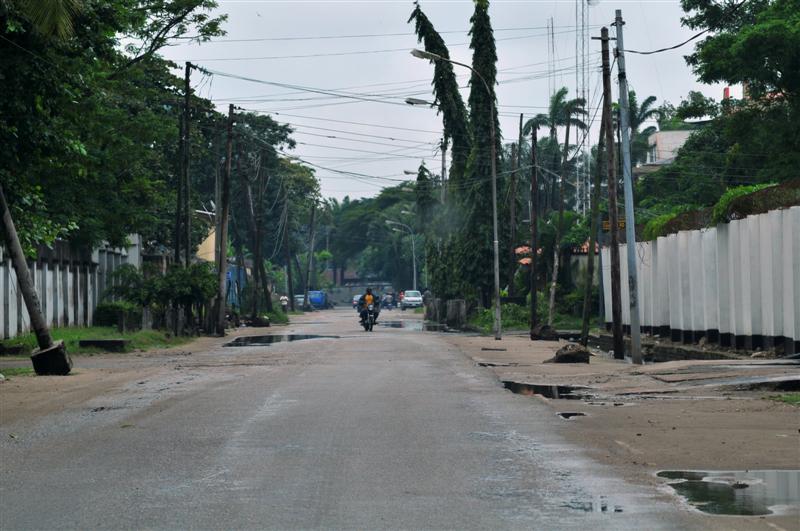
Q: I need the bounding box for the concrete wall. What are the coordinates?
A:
[1,236,142,339]
[601,206,800,352]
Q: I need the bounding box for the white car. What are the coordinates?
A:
[400,290,423,310]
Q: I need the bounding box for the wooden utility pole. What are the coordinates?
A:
[508,142,518,297]
[529,127,540,340]
[614,9,643,364]
[216,104,234,336]
[183,61,193,267]
[600,27,625,359]
[302,203,317,310]
[580,110,607,346]
[175,113,184,265]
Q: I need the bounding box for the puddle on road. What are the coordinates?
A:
[502,381,590,400]
[658,469,800,516]
[562,497,623,513]
[378,320,450,332]
[224,335,338,347]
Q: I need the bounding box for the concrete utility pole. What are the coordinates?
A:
[183,61,193,267]
[600,27,625,359]
[529,127,540,339]
[283,197,295,312]
[440,137,447,203]
[614,10,643,364]
[302,203,316,310]
[216,104,234,336]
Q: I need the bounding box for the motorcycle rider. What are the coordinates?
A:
[358,287,380,324]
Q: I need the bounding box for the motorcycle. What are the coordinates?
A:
[362,303,377,332]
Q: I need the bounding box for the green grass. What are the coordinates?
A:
[413,307,425,314]
[265,310,289,324]
[2,327,190,355]
[767,393,800,406]
[468,303,599,334]
[0,367,34,377]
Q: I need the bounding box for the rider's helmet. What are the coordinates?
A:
[365,287,372,295]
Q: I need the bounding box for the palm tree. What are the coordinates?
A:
[628,91,661,165]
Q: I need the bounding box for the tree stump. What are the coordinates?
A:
[30,340,72,375]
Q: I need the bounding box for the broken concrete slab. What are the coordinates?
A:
[30,340,72,375]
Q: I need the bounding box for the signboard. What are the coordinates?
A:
[602,220,626,231]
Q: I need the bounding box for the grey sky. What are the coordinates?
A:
[160,0,734,201]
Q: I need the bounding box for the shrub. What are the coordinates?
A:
[94,300,141,328]
[711,183,776,224]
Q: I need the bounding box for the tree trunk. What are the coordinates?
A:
[581,112,607,345]
[507,142,518,297]
[547,120,572,326]
[0,184,53,350]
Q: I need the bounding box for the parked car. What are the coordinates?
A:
[400,290,423,310]
[352,294,361,308]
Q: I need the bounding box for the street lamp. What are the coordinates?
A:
[385,219,417,291]
[405,97,434,106]
[406,97,448,205]
[411,48,502,340]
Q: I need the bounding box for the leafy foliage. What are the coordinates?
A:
[711,183,776,223]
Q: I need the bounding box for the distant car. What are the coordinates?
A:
[400,290,423,310]
[352,294,361,308]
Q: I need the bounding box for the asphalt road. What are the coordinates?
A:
[1,309,714,530]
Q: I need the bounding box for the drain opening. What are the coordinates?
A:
[502,381,589,399]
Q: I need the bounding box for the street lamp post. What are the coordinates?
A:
[386,219,417,291]
[405,98,447,204]
[411,49,501,340]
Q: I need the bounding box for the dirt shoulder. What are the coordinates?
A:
[444,332,800,496]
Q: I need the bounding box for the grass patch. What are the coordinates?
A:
[2,327,190,356]
[767,393,800,406]
[468,303,600,334]
[413,307,424,314]
[0,367,34,377]
[265,310,289,324]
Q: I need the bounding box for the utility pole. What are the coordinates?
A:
[580,109,607,346]
[175,112,184,265]
[440,136,447,203]
[614,10,643,364]
[183,61,193,267]
[283,197,295,312]
[508,142,518,297]
[529,127,540,339]
[216,104,234,336]
[600,27,625,359]
[302,203,316,310]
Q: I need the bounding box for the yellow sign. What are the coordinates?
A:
[602,220,626,231]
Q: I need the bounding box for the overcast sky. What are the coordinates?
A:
[160,0,735,201]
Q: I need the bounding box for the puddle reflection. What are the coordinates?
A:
[658,469,800,515]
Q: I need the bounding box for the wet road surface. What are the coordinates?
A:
[0,309,745,529]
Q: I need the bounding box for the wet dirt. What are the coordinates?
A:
[657,469,800,516]
[224,335,339,347]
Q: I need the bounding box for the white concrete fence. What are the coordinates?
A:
[1,236,142,339]
[601,206,800,353]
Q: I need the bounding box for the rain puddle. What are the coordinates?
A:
[501,381,590,400]
[561,497,623,513]
[658,469,800,516]
[378,320,450,332]
[224,335,338,347]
